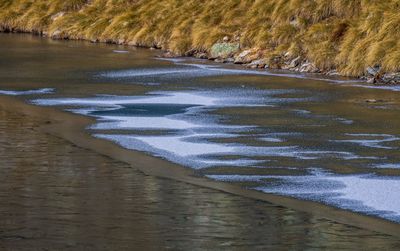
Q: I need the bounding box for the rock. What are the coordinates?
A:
[234,49,252,64]
[117,39,126,45]
[223,36,230,42]
[327,70,339,76]
[210,42,240,59]
[51,30,64,39]
[367,77,376,84]
[225,57,235,63]
[290,17,299,27]
[246,59,266,68]
[51,12,65,21]
[161,51,176,58]
[214,58,225,63]
[365,99,377,103]
[288,56,301,68]
[382,72,400,84]
[127,41,136,46]
[195,52,208,59]
[299,62,319,73]
[366,66,380,76]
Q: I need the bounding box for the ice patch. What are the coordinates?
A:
[332,133,399,149]
[0,88,54,96]
[113,50,129,53]
[207,170,400,222]
[91,116,198,130]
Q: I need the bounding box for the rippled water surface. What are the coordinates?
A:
[1,33,400,228]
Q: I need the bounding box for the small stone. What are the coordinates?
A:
[51,30,63,39]
[214,58,225,63]
[327,70,339,76]
[247,59,266,68]
[223,36,230,42]
[195,52,208,59]
[366,77,376,84]
[161,51,175,58]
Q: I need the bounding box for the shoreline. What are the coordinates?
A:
[1,94,400,238]
[1,30,397,86]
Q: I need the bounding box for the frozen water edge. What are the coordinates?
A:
[207,169,400,222]
[0,88,54,96]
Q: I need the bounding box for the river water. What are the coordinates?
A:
[0,33,400,248]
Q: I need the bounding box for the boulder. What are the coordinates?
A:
[366,66,380,76]
[234,49,252,64]
[210,42,240,59]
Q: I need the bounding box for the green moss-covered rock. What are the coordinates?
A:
[210,42,240,59]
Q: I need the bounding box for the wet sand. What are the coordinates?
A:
[1,95,400,250]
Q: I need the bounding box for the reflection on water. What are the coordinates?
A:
[1,33,400,232]
[2,109,400,249]
[31,85,400,222]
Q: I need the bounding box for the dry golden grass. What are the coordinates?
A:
[1,0,399,76]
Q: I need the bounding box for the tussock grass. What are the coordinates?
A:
[1,0,399,76]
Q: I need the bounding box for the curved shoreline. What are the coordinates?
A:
[1,95,399,238]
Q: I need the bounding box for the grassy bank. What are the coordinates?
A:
[1,0,399,80]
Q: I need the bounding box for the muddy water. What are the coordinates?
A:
[1,33,400,248]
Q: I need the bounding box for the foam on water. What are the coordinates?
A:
[0,88,54,96]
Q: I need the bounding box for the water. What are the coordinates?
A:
[1,33,400,231]
[4,109,398,250]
